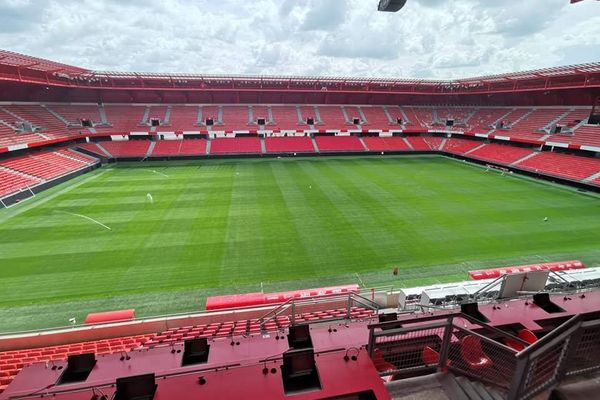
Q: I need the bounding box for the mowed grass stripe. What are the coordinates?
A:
[0,156,599,332]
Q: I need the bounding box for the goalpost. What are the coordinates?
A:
[0,186,36,209]
[485,164,510,176]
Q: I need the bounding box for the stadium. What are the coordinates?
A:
[0,1,600,399]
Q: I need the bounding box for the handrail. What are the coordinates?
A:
[515,314,582,359]
[257,292,380,330]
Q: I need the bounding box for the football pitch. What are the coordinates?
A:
[1,155,599,332]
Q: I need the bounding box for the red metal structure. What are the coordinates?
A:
[1,49,599,105]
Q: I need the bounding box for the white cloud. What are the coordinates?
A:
[0,0,598,79]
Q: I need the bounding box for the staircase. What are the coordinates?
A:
[248,105,255,125]
[98,104,109,125]
[296,106,304,125]
[146,141,156,157]
[0,106,26,123]
[463,108,479,125]
[383,106,396,124]
[452,375,505,400]
[510,151,538,166]
[358,136,369,151]
[358,107,368,125]
[583,170,600,183]
[95,142,113,157]
[384,373,505,400]
[398,107,411,125]
[543,108,573,132]
[439,137,448,151]
[42,105,71,126]
[311,136,320,152]
[313,105,323,125]
[267,106,275,125]
[195,106,204,126]
[259,136,266,154]
[464,143,487,155]
[507,108,536,128]
[491,108,516,130]
[163,106,172,125]
[140,106,150,125]
[217,106,224,125]
[402,137,414,150]
[341,106,352,124]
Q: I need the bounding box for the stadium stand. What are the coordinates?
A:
[406,136,434,150]
[509,108,570,139]
[468,143,535,164]
[47,104,102,127]
[151,139,207,156]
[315,135,365,152]
[362,136,411,151]
[467,108,510,133]
[442,137,485,154]
[318,106,347,130]
[555,108,591,127]
[0,307,374,393]
[99,140,150,157]
[361,106,392,127]
[264,136,314,153]
[2,105,65,137]
[403,107,433,128]
[166,106,201,131]
[0,149,96,180]
[103,105,146,132]
[568,124,600,147]
[0,168,40,198]
[220,106,250,131]
[516,151,600,181]
[270,106,304,130]
[210,136,261,154]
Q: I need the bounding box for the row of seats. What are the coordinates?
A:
[0,168,41,198]
[1,104,596,148]
[145,307,374,347]
[0,307,374,393]
[0,149,97,196]
[517,151,600,181]
[72,136,600,185]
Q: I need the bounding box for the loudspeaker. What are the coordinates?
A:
[115,374,156,400]
[306,117,314,125]
[377,0,407,12]
[460,303,490,323]
[58,353,96,384]
[182,338,210,366]
[378,312,397,323]
[281,348,321,394]
[205,118,214,126]
[288,324,313,349]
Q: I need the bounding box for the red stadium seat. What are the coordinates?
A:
[460,335,493,370]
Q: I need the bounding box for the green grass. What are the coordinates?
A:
[1,155,599,332]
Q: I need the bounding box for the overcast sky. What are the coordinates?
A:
[1,0,599,79]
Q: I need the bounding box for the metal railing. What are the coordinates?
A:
[367,312,600,400]
[257,292,380,331]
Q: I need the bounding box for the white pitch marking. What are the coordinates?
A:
[150,170,169,178]
[56,210,112,231]
[355,272,365,287]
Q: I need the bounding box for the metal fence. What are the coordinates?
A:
[368,312,600,400]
